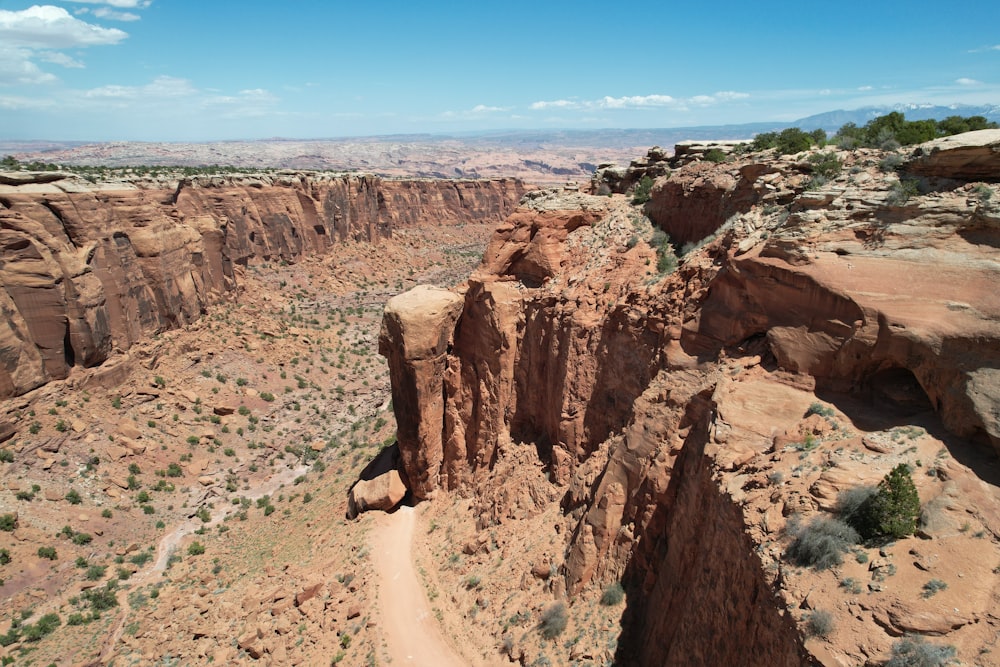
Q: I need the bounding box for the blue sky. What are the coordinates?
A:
[1,0,998,141]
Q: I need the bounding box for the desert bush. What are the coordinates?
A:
[807,152,842,180]
[86,564,107,581]
[786,517,859,570]
[703,148,727,163]
[650,228,678,274]
[0,513,16,531]
[776,128,814,155]
[37,546,57,560]
[600,581,625,606]
[805,402,835,418]
[879,153,905,172]
[886,636,957,667]
[837,485,878,526]
[0,549,9,565]
[632,175,654,204]
[804,609,834,638]
[921,579,947,598]
[539,602,568,638]
[850,464,920,542]
[886,178,921,206]
[82,582,118,611]
[65,488,82,504]
[0,449,13,463]
[166,462,183,477]
[22,613,60,642]
[188,541,205,556]
[260,392,276,402]
[840,577,862,594]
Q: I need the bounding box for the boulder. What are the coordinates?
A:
[905,129,1000,180]
[347,443,409,518]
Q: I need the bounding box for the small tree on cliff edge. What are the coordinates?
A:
[852,464,920,542]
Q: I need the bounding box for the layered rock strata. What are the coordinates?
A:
[0,172,527,398]
[379,132,1000,664]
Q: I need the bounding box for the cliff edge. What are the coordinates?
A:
[377,134,1000,665]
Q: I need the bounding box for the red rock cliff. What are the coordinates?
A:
[0,172,528,398]
[379,133,1000,664]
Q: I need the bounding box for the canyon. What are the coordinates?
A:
[0,172,527,400]
[1,130,999,666]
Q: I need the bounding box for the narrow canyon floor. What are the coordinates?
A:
[0,222,500,666]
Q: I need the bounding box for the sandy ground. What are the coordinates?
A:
[372,506,469,667]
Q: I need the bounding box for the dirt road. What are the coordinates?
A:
[372,506,468,667]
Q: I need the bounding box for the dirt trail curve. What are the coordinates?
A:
[371,506,469,667]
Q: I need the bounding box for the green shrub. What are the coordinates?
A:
[807,152,842,180]
[539,602,567,638]
[21,613,60,642]
[0,549,9,565]
[650,228,678,275]
[886,178,921,206]
[632,175,654,204]
[188,541,205,556]
[804,609,834,638]
[850,464,920,542]
[776,128,814,155]
[880,153,905,173]
[82,582,118,611]
[166,463,183,477]
[38,546,57,560]
[805,402,835,418]
[786,517,859,570]
[886,636,957,667]
[921,579,947,598]
[0,449,13,463]
[600,582,625,606]
[260,392,276,402]
[0,514,16,531]
[71,532,92,545]
[703,148,727,163]
[86,565,107,581]
[65,489,82,505]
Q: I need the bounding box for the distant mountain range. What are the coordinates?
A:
[794,104,1000,133]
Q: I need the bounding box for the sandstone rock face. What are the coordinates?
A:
[905,128,1000,180]
[0,173,527,398]
[379,286,465,499]
[380,139,1000,663]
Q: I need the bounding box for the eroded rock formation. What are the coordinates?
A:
[0,172,527,398]
[379,131,1000,664]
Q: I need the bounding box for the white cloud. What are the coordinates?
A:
[470,104,507,113]
[0,5,127,48]
[0,6,128,85]
[38,51,85,68]
[85,75,197,100]
[530,99,579,110]
[531,91,749,112]
[858,85,873,91]
[599,94,677,109]
[65,0,152,8]
[92,8,141,21]
[0,47,58,85]
[955,77,982,86]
